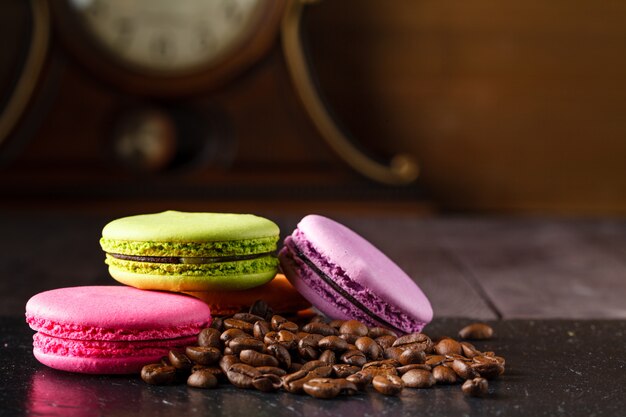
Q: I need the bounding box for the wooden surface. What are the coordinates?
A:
[1,210,624,320]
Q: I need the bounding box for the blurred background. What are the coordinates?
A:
[2,0,626,215]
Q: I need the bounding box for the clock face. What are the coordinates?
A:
[67,0,265,75]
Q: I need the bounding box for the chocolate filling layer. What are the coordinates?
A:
[293,249,404,334]
[108,252,271,264]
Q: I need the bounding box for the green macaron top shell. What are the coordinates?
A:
[100,211,280,257]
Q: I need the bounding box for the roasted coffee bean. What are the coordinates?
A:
[220,328,247,343]
[253,321,271,339]
[282,367,331,394]
[433,365,458,384]
[255,366,287,377]
[278,321,299,333]
[346,371,372,390]
[249,299,273,320]
[425,354,446,366]
[375,335,397,350]
[397,364,432,375]
[471,356,505,379]
[434,338,463,356]
[368,327,397,338]
[461,341,481,358]
[301,360,328,372]
[288,362,303,373]
[240,349,279,367]
[223,318,254,333]
[303,378,341,399]
[209,317,224,331]
[270,315,288,331]
[459,323,494,340]
[219,354,240,374]
[266,343,292,369]
[298,334,324,360]
[402,369,435,388]
[191,365,222,377]
[340,350,367,366]
[226,363,261,389]
[384,347,404,361]
[336,378,359,395]
[318,335,349,352]
[198,328,222,349]
[355,336,382,360]
[308,315,328,324]
[361,364,397,378]
[159,356,170,366]
[372,374,404,396]
[329,319,345,329]
[185,346,221,365]
[233,312,265,324]
[399,348,426,365]
[393,333,433,352]
[263,331,280,345]
[450,359,478,380]
[339,320,369,336]
[277,330,298,350]
[229,337,265,354]
[319,349,336,364]
[223,347,233,356]
[462,377,489,397]
[253,373,282,392]
[168,350,192,371]
[332,364,361,378]
[339,333,359,344]
[141,364,177,385]
[302,322,338,336]
[187,369,219,389]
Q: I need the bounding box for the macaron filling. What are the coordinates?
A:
[283,231,426,333]
[107,252,273,264]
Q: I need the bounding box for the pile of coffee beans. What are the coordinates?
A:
[141,301,505,399]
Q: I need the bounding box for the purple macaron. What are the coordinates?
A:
[279,215,432,334]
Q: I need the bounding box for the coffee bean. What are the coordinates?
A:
[402,369,435,388]
[187,369,218,389]
[384,347,404,361]
[229,337,265,355]
[339,320,369,336]
[346,371,372,390]
[224,318,254,333]
[185,346,221,365]
[249,300,273,320]
[191,365,222,378]
[355,337,382,360]
[240,349,279,367]
[450,359,478,380]
[398,348,426,365]
[433,365,458,384]
[283,369,328,394]
[303,378,342,399]
[319,349,336,364]
[338,333,359,344]
[425,354,446,366]
[460,341,481,358]
[220,328,246,343]
[318,335,349,351]
[209,317,223,331]
[198,328,222,349]
[168,350,192,370]
[372,374,404,396]
[302,322,338,336]
[277,330,298,350]
[340,349,367,367]
[233,312,265,324]
[375,335,397,350]
[329,319,345,329]
[252,373,283,392]
[336,378,359,395]
[255,366,287,377]
[308,315,328,324]
[253,321,271,339]
[159,356,170,366]
[218,354,240,374]
[301,360,328,373]
[471,356,505,379]
[278,321,299,333]
[266,343,292,369]
[226,363,261,389]
[271,315,288,331]
[332,364,361,378]
[141,364,177,385]
[397,364,432,375]
[459,323,494,340]
[434,338,463,356]
[368,327,397,338]
[462,377,489,397]
[288,362,303,373]
[298,334,324,360]
[393,333,433,352]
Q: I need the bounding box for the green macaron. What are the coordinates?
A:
[100,211,280,291]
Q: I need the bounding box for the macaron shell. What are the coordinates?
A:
[33,348,168,374]
[26,286,211,340]
[282,215,433,332]
[102,211,279,243]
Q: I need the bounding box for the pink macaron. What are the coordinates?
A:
[279,215,433,334]
[25,286,211,374]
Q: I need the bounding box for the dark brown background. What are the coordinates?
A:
[2,0,626,214]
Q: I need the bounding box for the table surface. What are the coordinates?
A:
[1,211,625,416]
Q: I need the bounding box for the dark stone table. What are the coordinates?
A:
[0,211,625,416]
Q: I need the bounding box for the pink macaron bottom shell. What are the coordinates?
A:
[280,236,428,334]
[33,347,168,374]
